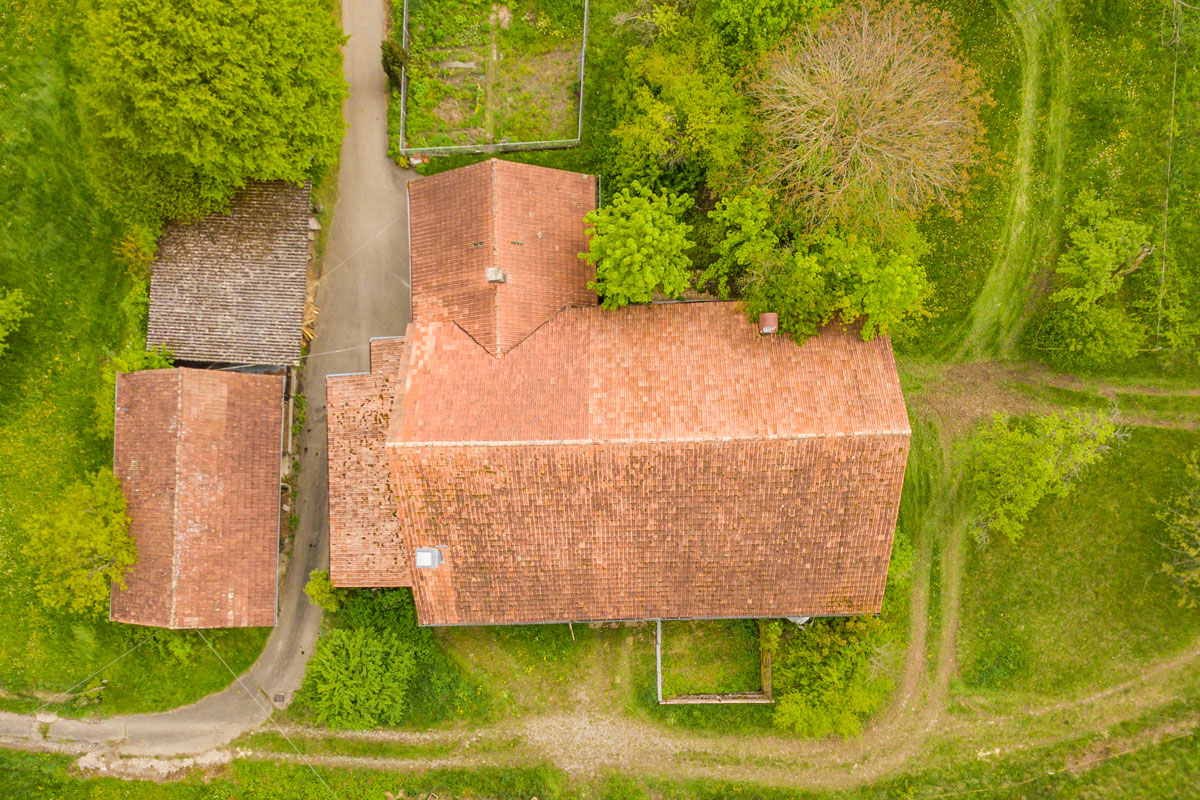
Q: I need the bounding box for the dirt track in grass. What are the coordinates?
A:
[9,0,1200,790]
[957,0,1070,361]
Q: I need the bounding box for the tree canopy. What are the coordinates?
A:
[21,468,136,616]
[755,0,984,227]
[303,627,417,729]
[75,0,346,229]
[965,412,1121,544]
[582,182,694,308]
[611,5,752,193]
[740,226,931,342]
[1041,189,1153,367]
[0,288,29,359]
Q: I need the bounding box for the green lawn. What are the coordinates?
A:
[0,1,267,716]
[659,620,763,697]
[959,426,1200,697]
[433,620,600,717]
[907,0,1022,355]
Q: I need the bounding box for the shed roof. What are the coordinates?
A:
[111,368,283,629]
[147,181,310,366]
[327,337,413,588]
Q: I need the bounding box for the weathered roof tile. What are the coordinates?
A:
[111,368,283,629]
[147,182,310,366]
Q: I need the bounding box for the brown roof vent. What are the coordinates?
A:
[758,312,779,335]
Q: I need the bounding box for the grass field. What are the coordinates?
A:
[908,0,1022,355]
[0,2,268,716]
[958,426,1200,698]
[659,620,763,697]
[433,620,600,717]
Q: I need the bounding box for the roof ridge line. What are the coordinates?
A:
[490,158,502,355]
[386,428,913,448]
[169,368,184,628]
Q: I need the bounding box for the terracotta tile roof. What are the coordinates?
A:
[394,436,909,624]
[391,303,910,443]
[147,181,310,366]
[329,159,911,625]
[111,368,283,629]
[327,337,413,588]
[408,159,597,355]
[372,302,910,625]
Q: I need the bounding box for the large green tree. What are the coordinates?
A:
[1042,189,1153,367]
[21,468,136,616]
[965,411,1121,544]
[75,0,346,228]
[611,5,752,192]
[582,182,694,308]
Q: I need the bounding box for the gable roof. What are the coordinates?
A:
[327,337,413,588]
[376,302,910,625]
[408,159,597,355]
[147,181,310,366]
[111,368,283,629]
[390,303,910,445]
[329,160,911,626]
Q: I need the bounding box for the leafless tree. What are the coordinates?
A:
[755,0,986,227]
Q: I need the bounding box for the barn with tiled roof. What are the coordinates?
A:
[147,181,311,367]
[327,159,910,626]
[111,368,283,629]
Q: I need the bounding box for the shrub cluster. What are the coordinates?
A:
[1158,449,1200,608]
[296,587,484,729]
[584,0,977,346]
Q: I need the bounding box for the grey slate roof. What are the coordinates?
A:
[147,181,310,366]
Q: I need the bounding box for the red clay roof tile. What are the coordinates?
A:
[330,160,911,626]
[327,337,413,588]
[111,368,283,629]
[408,159,597,356]
[378,302,910,625]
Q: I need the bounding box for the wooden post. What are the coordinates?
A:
[655,619,663,704]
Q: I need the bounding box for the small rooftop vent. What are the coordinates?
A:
[414,547,444,569]
[758,312,779,335]
[486,267,507,283]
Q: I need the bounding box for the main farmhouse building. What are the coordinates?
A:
[327,159,910,627]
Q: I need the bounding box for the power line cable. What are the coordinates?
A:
[197,631,340,800]
[31,632,156,715]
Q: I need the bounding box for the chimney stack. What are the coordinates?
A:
[758,312,778,335]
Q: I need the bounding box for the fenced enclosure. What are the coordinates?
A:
[655,619,775,705]
[397,0,590,156]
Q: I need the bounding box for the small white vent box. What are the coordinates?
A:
[414,548,443,569]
